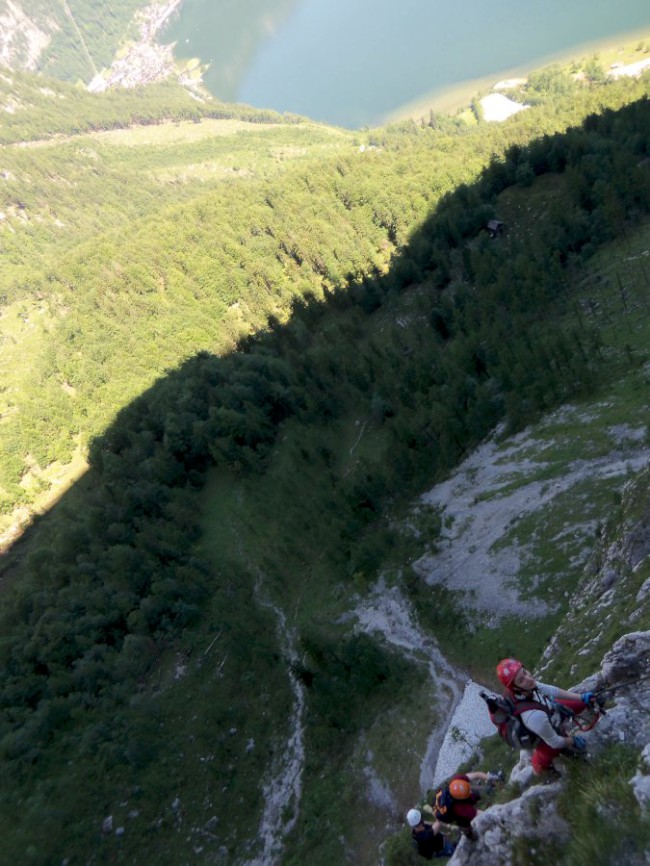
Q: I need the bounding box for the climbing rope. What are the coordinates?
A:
[594,669,650,697]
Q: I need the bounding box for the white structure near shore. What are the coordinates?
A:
[607,57,650,79]
[480,92,529,122]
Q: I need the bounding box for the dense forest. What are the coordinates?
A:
[0,54,649,865]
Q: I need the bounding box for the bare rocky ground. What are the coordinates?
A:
[449,631,650,865]
[353,400,650,864]
[88,1,191,93]
[415,408,649,622]
[0,1,50,70]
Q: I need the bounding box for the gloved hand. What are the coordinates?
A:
[572,735,587,753]
[580,691,595,706]
[487,770,505,783]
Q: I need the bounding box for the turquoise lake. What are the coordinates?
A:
[165,0,650,128]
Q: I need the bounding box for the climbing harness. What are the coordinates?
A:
[480,691,546,749]
[481,687,604,740]
[570,702,604,732]
[483,669,650,747]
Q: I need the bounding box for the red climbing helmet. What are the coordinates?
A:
[496,658,523,689]
[449,778,472,800]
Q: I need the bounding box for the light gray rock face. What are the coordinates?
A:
[637,575,650,604]
[629,744,650,808]
[448,631,650,865]
[582,632,650,752]
[507,754,537,789]
[0,3,52,70]
[448,782,570,866]
[600,631,650,685]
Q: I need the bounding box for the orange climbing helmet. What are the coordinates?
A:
[496,658,523,689]
[449,777,472,800]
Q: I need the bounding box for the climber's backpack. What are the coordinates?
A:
[433,785,455,821]
[479,690,547,750]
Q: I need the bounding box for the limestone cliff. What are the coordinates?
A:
[451,631,650,864]
[450,465,650,864]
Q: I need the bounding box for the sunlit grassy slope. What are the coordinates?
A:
[0,84,355,533]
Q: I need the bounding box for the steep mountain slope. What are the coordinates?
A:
[0,59,650,866]
[386,400,650,865]
[1,66,648,549]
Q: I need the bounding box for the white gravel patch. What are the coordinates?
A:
[354,580,466,793]
[414,412,650,622]
[244,583,305,866]
[354,583,499,797]
[480,93,528,122]
[608,57,650,79]
[493,78,527,91]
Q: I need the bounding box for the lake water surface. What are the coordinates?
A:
[166,0,650,128]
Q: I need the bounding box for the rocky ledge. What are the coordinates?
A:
[450,631,650,865]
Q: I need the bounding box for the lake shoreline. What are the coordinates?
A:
[382,26,650,126]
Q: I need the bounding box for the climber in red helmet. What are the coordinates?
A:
[496,658,597,775]
[431,770,502,841]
